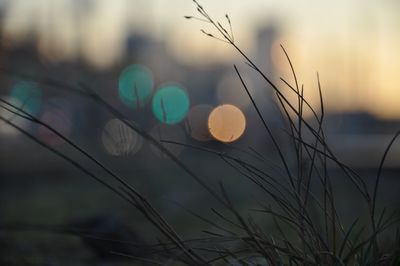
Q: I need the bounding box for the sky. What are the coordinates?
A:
[1,0,400,118]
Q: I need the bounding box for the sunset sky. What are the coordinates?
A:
[1,0,400,118]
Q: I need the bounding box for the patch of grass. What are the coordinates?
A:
[0,1,400,265]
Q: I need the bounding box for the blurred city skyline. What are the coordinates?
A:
[1,0,400,118]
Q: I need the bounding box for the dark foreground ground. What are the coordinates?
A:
[1,141,399,265]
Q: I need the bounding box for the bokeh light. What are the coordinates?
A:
[10,81,42,116]
[38,108,72,147]
[216,74,255,110]
[101,119,143,156]
[185,104,213,141]
[208,104,246,143]
[149,124,186,158]
[118,64,154,109]
[152,84,190,124]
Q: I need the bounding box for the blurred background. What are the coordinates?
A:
[0,0,399,264]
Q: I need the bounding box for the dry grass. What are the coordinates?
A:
[0,0,400,265]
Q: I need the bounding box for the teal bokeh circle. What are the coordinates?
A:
[10,81,42,116]
[152,85,190,124]
[118,64,154,109]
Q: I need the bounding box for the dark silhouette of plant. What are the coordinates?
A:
[0,0,399,265]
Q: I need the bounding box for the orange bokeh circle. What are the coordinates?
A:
[208,104,246,143]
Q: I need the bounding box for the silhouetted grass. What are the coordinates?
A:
[0,0,400,265]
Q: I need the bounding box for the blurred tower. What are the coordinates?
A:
[252,23,280,119]
[255,24,277,81]
[244,23,284,153]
